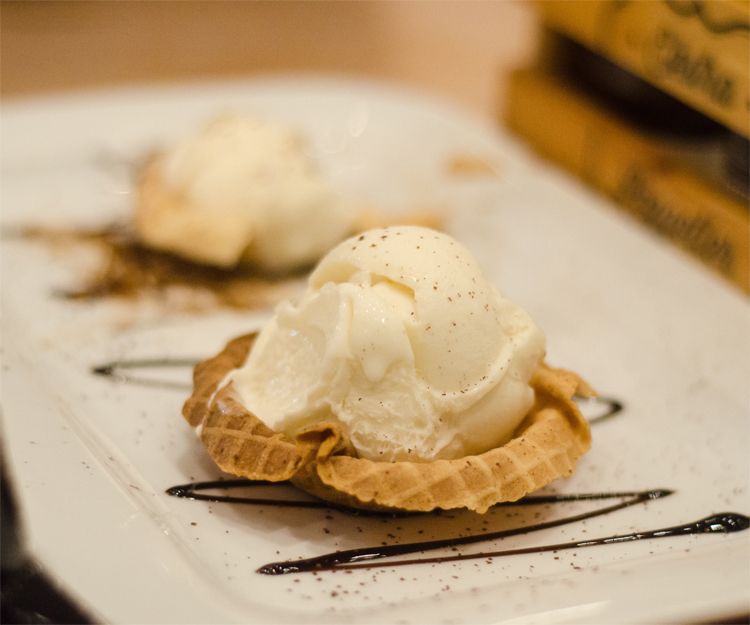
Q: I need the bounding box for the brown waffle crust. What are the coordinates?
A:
[183,333,592,513]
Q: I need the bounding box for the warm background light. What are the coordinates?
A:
[0,1,536,120]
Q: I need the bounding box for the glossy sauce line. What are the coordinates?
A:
[91,357,198,391]
[265,511,749,574]
[256,489,673,574]
[166,479,657,510]
[584,396,623,424]
[166,479,333,510]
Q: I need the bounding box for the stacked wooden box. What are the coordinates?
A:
[506,0,749,293]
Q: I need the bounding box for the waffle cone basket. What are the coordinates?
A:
[183,333,592,513]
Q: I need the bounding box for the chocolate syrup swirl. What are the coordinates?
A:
[583,396,623,424]
[164,480,748,575]
[166,479,332,510]
[260,511,749,574]
[165,475,748,577]
[167,479,662,514]
[91,357,198,391]
[256,489,673,574]
[168,478,657,508]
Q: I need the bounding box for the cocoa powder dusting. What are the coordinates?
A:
[18,223,302,311]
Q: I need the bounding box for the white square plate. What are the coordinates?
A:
[1,77,748,624]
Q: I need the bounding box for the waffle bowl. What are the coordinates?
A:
[135,158,258,269]
[183,333,593,513]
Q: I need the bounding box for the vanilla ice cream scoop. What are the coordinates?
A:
[135,114,355,271]
[230,226,546,461]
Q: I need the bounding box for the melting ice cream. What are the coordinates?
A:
[230,226,545,461]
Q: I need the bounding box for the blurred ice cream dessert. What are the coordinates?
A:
[136,114,356,273]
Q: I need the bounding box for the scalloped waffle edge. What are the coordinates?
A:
[182,333,592,513]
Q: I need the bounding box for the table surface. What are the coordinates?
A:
[0,0,536,121]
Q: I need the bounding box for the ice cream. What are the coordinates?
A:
[135,114,355,271]
[229,226,546,462]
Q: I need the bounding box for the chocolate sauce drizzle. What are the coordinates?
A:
[166,479,333,510]
[91,357,198,391]
[168,479,655,510]
[256,489,672,574]
[582,396,623,424]
[261,510,749,575]
[165,479,748,575]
